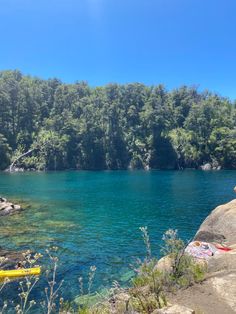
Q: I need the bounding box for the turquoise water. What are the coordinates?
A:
[0,170,235,301]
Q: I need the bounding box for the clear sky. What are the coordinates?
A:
[0,0,236,99]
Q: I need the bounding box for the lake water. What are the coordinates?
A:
[0,170,235,301]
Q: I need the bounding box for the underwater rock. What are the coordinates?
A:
[0,247,23,269]
[0,197,22,216]
[120,270,134,283]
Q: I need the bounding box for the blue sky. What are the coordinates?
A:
[0,0,236,99]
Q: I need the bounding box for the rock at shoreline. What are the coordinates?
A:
[0,197,22,216]
[193,199,236,277]
[200,162,221,171]
[170,198,236,313]
[194,199,236,245]
[200,163,212,171]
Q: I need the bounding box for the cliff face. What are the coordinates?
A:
[170,199,236,314]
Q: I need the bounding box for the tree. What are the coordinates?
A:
[0,70,235,171]
[0,134,11,170]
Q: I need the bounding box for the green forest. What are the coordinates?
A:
[0,70,235,171]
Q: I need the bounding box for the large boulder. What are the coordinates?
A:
[194,199,236,245]
[170,199,236,313]
[193,199,236,274]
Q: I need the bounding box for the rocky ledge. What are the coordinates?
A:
[168,199,236,314]
[0,197,22,216]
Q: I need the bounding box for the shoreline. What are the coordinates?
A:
[2,167,236,173]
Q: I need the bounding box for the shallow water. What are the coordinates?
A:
[0,170,235,301]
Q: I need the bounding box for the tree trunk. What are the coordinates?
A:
[9,148,35,172]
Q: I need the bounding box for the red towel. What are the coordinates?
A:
[215,245,232,252]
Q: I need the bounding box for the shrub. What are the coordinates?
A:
[161,229,206,289]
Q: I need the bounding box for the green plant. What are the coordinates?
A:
[40,247,64,314]
[76,266,97,313]
[128,228,168,313]
[128,228,206,313]
[131,259,167,313]
[0,229,206,314]
[161,229,206,289]
[139,227,152,261]
[14,250,42,314]
[0,256,10,295]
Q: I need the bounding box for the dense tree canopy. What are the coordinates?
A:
[0,70,235,170]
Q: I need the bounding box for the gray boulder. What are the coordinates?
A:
[200,163,212,171]
[194,199,236,245]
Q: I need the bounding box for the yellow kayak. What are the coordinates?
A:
[0,267,41,278]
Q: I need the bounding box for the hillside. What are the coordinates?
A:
[0,70,236,171]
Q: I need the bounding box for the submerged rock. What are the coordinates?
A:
[0,197,22,216]
[74,288,109,307]
[120,270,134,283]
[0,247,23,269]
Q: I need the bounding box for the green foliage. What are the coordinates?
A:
[0,230,206,314]
[0,70,235,170]
[161,229,206,289]
[127,228,206,313]
[36,130,69,170]
[0,134,11,170]
[131,259,167,312]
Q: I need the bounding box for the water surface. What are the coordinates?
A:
[0,170,235,300]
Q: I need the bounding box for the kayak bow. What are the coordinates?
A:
[0,267,41,278]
